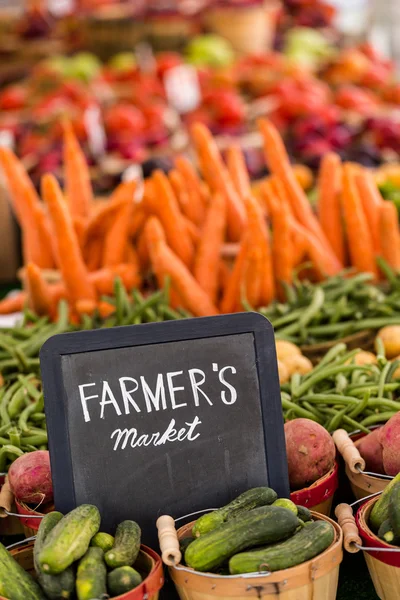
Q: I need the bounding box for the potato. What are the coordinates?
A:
[345,351,377,366]
[391,355,400,379]
[376,326,400,359]
[276,340,302,361]
[357,428,384,474]
[284,354,313,377]
[277,360,289,384]
[379,412,400,476]
[284,418,336,490]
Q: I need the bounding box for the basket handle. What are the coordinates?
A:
[0,477,14,518]
[156,515,182,567]
[335,503,361,553]
[333,429,365,473]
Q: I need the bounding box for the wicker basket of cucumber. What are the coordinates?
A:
[0,505,164,600]
[157,487,343,600]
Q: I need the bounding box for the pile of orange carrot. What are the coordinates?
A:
[0,117,399,321]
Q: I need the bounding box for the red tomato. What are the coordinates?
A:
[0,85,27,110]
[104,104,146,136]
[203,90,246,127]
[335,85,380,115]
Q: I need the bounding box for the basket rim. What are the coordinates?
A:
[356,496,400,567]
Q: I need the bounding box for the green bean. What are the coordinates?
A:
[17,375,41,400]
[0,380,21,424]
[348,392,370,419]
[294,365,372,398]
[326,406,348,432]
[298,288,325,328]
[290,373,301,397]
[8,386,28,419]
[301,394,358,406]
[8,427,21,448]
[347,383,399,396]
[0,423,11,436]
[360,412,396,428]
[18,396,44,432]
[313,343,347,371]
[29,413,46,423]
[0,445,24,472]
[21,434,48,446]
[367,398,400,411]
[281,397,321,422]
[342,416,370,434]
[378,362,391,399]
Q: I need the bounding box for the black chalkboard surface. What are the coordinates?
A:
[40,313,288,547]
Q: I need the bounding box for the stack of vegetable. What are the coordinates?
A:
[281,343,400,433]
[180,487,335,575]
[0,504,143,599]
[369,476,400,545]
[1,117,400,321]
[0,285,190,470]
[262,269,400,347]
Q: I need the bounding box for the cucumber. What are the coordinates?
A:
[39,504,101,574]
[389,483,400,540]
[105,520,141,569]
[76,547,107,600]
[296,505,312,522]
[0,542,46,600]
[378,519,398,544]
[91,532,115,553]
[229,521,335,574]
[185,505,299,572]
[273,499,298,514]
[370,473,400,531]
[192,488,278,536]
[107,566,142,596]
[180,536,195,553]
[34,512,75,600]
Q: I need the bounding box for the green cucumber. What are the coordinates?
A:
[34,512,75,599]
[192,488,278,536]
[185,505,299,572]
[389,483,400,539]
[229,521,335,574]
[39,504,101,574]
[0,542,46,600]
[107,566,142,596]
[76,547,107,600]
[378,519,398,544]
[296,505,312,522]
[91,532,115,553]
[273,499,298,514]
[370,474,400,531]
[105,520,141,569]
[180,536,195,554]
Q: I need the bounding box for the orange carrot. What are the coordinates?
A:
[191,123,246,242]
[175,155,208,213]
[356,170,382,254]
[183,217,200,246]
[258,118,340,263]
[379,201,400,271]
[129,207,147,238]
[0,291,26,314]
[137,229,150,271]
[149,238,218,317]
[102,198,133,267]
[341,165,378,278]
[98,301,115,319]
[150,170,194,266]
[62,120,93,220]
[219,260,231,290]
[84,181,135,242]
[244,195,275,307]
[317,153,345,263]
[91,264,140,295]
[271,197,293,299]
[0,148,54,268]
[75,299,97,316]
[85,237,103,272]
[226,145,251,200]
[73,216,86,250]
[220,236,248,313]
[41,174,96,303]
[194,193,226,303]
[25,263,52,316]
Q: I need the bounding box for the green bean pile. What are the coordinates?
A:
[0,282,191,472]
[281,343,400,433]
[258,263,400,346]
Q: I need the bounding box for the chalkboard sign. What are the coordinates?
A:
[40,313,288,547]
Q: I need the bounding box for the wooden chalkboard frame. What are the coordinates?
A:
[40,312,289,515]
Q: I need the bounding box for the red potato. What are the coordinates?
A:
[379,412,400,476]
[357,428,384,474]
[8,450,53,505]
[284,418,336,490]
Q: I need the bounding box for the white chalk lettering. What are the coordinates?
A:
[167,371,187,409]
[110,416,202,451]
[141,374,166,412]
[219,366,237,405]
[79,383,98,423]
[119,377,141,414]
[188,368,213,406]
[100,381,122,419]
